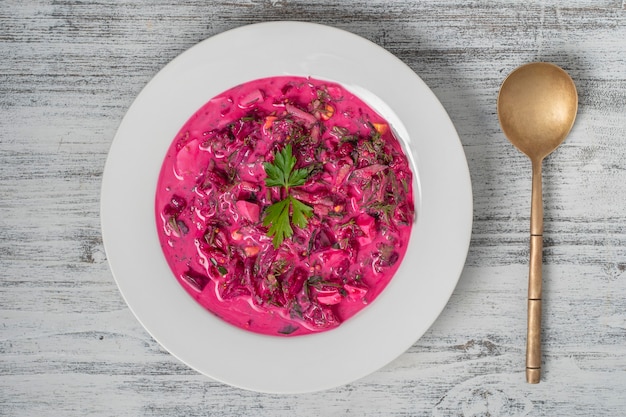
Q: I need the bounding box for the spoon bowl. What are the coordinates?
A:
[497,62,578,384]
[498,62,578,161]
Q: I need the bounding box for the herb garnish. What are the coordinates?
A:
[263,144,313,248]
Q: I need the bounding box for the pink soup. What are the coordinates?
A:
[155,76,414,336]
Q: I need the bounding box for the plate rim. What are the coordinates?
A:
[100,21,472,393]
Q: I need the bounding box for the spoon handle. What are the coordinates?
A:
[527,159,544,383]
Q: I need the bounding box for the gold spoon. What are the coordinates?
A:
[497,62,578,384]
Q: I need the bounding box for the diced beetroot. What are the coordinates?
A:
[239,122,266,150]
[324,248,346,265]
[356,213,376,236]
[235,200,260,223]
[344,283,368,301]
[333,258,350,276]
[181,269,210,292]
[336,141,355,158]
[310,227,334,252]
[316,289,342,305]
[281,267,308,301]
[200,167,230,191]
[218,258,252,300]
[355,213,377,246]
[302,304,339,328]
[219,278,251,300]
[312,248,349,270]
[163,194,187,216]
[237,164,264,183]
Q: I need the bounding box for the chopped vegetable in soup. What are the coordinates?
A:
[155,76,414,336]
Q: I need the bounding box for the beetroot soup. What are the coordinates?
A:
[155,76,414,336]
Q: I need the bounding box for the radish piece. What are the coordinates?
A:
[239,89,264,107]
[175,139,204,178]
[235,200,260,223]
[285,103,317,126]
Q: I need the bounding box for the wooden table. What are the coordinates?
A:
[2,1,625,415]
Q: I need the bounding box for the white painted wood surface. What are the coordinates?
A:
[1,1,625,415]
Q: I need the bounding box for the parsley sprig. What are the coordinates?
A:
[263,145,313,248]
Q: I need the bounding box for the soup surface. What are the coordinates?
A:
[156,76,414,336]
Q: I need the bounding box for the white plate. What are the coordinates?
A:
[101,21,472,393]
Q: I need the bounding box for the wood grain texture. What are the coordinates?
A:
[1,0,625,415]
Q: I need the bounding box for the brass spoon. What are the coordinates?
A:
[497,62,578,384]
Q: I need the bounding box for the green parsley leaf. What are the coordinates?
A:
[263,162,286,188]
[263,145,314,248]
[262,196,314,249]
[264,144,310,191]
[263,198,293,248]
[290,196,313,228]
[288,167,309,188]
